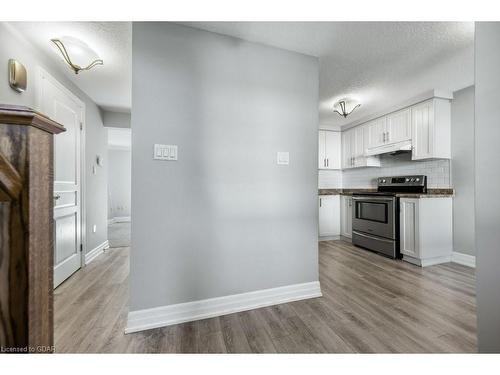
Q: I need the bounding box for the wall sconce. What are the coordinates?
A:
[51,36,103,74]
[8,59,27,92]
[333,99,361,118]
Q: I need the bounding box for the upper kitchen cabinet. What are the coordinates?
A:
[318,130,341,169]
[386,108,411,144]
[342,126,380,169]
[366,117,387,150]
[365,108,411,154]
[411,98,451,160]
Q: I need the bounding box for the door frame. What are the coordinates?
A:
[35,67,87,269]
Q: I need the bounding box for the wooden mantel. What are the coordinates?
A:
[0,104,64,353]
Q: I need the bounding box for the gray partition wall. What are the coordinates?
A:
[475,22,500,352]
[130,23,319,313]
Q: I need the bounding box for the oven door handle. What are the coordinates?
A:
[352,196,395,202]
[352,230,395,243]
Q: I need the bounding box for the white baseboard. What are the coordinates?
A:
[85,240,110,265]
[403,255,452,267]
[125,281,322,334]
[108,216,131,225]
[114,216,131,223]
[452,252,476,268]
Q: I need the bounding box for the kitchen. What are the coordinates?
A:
[318,87,474,268]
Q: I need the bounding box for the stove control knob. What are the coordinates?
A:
[405,178,410,182]
[410,178,415,182]
[382,179,386,183]
[416,178,420,182]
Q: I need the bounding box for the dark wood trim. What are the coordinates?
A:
[0,105,64,353]
[0,104,65,135]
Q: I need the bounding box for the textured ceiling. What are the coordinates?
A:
[181,22,475,127]
[10,22,474,123]
[10,22,131,112]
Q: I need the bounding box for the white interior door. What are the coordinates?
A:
[37,69,84,288]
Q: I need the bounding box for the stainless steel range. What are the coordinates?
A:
[352,175,427,259]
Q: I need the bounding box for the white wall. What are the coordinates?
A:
[103,110,131,128]
[108,149,131,219]
[475,22,500,353]
[130,22,319,311]
[0,23,108,254]
[451,86,475,256]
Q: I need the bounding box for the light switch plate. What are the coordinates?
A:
[277,152,289,165]
[154,144,178,161]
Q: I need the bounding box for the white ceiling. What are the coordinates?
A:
[181,22,475,127]
[11,22,131,113]
[10,22,474,125]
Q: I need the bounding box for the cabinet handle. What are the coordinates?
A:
[326,158,329,167]
[320,198,322,207]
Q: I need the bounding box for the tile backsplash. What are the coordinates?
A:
[319,153,451,189]
[318,169,342,189]
[342,153,451,188]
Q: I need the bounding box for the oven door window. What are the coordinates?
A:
[355,201,388,223]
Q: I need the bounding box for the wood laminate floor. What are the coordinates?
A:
[54,240,477,353]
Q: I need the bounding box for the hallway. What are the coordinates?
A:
[108,222,131,248]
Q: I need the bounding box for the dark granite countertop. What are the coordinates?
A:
[318,188,454,198]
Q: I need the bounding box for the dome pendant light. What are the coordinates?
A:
[333,99,361,118]
[51,36,103,74]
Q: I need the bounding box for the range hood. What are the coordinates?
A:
[364,140,412,157]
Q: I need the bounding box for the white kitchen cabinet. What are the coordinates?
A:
[342,126,380,169]
[399,199,419,258]
[366,117,387,150]
[366,108,411,153]
[341,129,354,169]
[340,195,353,239]
[319,195,340,238]
[386,108,411,144]
[411,98,451,160]
[318,130,341,169]
[399,197,453,267]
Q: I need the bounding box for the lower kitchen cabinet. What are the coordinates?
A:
[319,195,340,239]
[340,195,353,239]
[399,197,453,267]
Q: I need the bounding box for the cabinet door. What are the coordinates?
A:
[400,199,419,257]
[354,125,365,157]
[411,100,434,160]
[341,131,352,169]
[325,131,341,169]
[386,108,411,144]
[319,195,340,237]
[366,117,387,149]
[341,196,353,238]
[318,130,326,169]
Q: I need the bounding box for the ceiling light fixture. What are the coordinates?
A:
[51,36,103,74]
[333,99,361,118]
